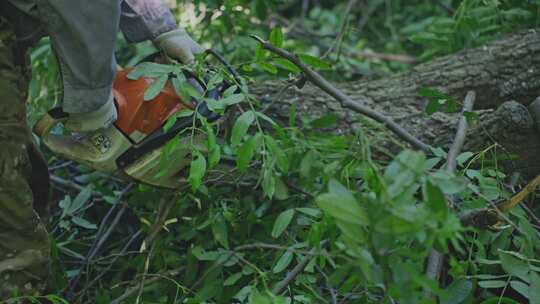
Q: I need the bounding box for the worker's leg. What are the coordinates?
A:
[0,23,51,299]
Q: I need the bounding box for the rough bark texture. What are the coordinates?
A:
[254,29,540,176]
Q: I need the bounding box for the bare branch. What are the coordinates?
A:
[447,91,477,172]
[272,248,316,295]
[425,91,476,296]
[250,35,432,152]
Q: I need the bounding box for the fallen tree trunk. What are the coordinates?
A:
[254,29,540,176]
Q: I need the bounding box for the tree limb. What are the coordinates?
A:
[425,91,476,295]
[272,248,317,295]
[251,35,432,152]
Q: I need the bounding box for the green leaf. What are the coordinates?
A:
[419,87,451,99]
[463,111,479,122]
[183,82,204,100]
[255,112,278,127]
[171,73,191,103]
[456,151,474,166]
[273,58,300,73]
[206,73,224,91]
[273,251,293,273]
[425,99,441,115]
[502,8,533,20]
[316,182,368,226]
[192,246,222,261]
[255,44,266,61]
[163,109,194,132]
[206,122,221,168]
[71,217,97,230]
[222,85,238,98]
[300,150,316,178]
[257,62,278,74]
[479,297,520,304]
[478,280,508,288]
[530,272,540,304]
[409,32,448,45]
[429,171,467,195]
[265,135,289,173]
[499,250,530,283]
[274,177,289,201]
[237,135,259,171]
[310,113,338,129]
[298,53,332,69]
[66,186,93,216]
[510,280,529,299]
[212,214,229,249]
[231,111,255,147]
[242,64,253,72]
[262,167,275,198]
[423,181,448,216]
[269,27,284,48]
[328,179,352,197]
[224,273,243,286]
[189,150,207,192]
[217,94,245,109]
[271,209,295,238]
[127,62,175,79]
[144,74,168,101]
[296,208,321,218]
[441,279,472,304]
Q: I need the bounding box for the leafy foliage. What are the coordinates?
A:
[23,1,540,304]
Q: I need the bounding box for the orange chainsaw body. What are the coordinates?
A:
[35,62,229,189]
[112,69,193,143]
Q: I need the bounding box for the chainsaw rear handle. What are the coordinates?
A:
[33,107,69,140]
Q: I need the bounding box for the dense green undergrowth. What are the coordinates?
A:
[17,1,540,303]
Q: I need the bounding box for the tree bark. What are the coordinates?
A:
[254,29,540,176]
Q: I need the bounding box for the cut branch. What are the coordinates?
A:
[251,35,432,152]
[254,30,540,177]
[446,91,477,172]
[425,91,476,294]
[272,248,317,295]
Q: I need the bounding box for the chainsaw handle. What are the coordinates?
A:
[33,107,69,140]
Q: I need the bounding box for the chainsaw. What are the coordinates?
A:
[34,51,236,189]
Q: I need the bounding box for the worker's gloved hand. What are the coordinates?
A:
[64,94,118,133]
[154,28,204,64]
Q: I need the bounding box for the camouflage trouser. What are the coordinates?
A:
[0,18,51,300]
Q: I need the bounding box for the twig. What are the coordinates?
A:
[250,35,432,152]
[51,175,89,193]
[425,91,476,296]
[497,174,540,212]
[75,230,144,299]
[446,91,476,172]
[235,242,315,255]
[67,201,129,296]
[521,203,540,228]
[48,161,74,171]
[323,0,358,60]
[141,194,177,248]
[272,247,316,295]
[88,201,129,260]
[316,265,338,304]
[136,243,156,304]
[67,184,133,295]
[110,267,185,304]
[460,174,540,228]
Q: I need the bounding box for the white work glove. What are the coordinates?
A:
[154,28,204,64]
[64,93,117,133]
